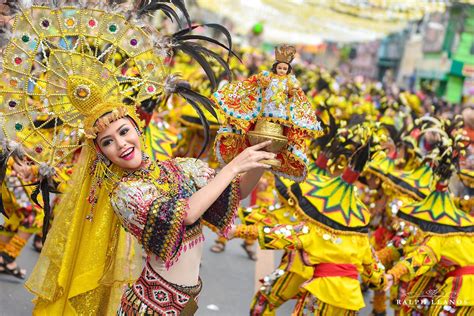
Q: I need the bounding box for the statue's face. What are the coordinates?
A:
[96,117,143,170]
[276,63,289,75]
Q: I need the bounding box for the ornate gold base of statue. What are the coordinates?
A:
[247,120,288,167]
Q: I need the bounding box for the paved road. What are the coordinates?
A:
[0,228,394,315]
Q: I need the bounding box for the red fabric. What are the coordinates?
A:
[446,266,474,278]
[373,226,394,249]
[465,127,474,142]
[250,188,258,206]
[435,182,448,192]
[313,263,359,280]
[315,153,329,170]
[136,108,153,127]
[341,168,360,184]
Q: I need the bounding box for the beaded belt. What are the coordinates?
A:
[118,260,202,316]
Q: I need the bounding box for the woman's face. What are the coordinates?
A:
[276,63,289,75]
[96,117,142,170]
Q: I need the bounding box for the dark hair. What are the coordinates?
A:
[271,62,292,75]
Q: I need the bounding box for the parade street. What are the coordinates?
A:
[0,228,392,316]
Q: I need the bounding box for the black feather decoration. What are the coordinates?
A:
[40,178,51,243]
[170,23,238,90]
[33,117,64,129]
[313,109,337,149]
[169,81,219,158]
[0,144,25,219]
[30,177,59,243]
[173,23,235,60]
[351,138,372,173]
[136,0,191,28]
[178,98,209,158]
[176,35,241,61]
[174,84,218,119]
[174,42,217,90]
[140,97,159,114]
[187,43,233,85]
[170,0,191,28]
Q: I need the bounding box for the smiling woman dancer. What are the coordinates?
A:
[0,2,275,315]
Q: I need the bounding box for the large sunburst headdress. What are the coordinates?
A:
[0,0,235,228]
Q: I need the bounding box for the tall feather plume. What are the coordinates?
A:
[311,106,336,150]
[164,75,217,158]
[381,122,406,149]
[428,117,467,181]
[350,137,372,173]
[134,0,191,28]
[170,24,239,91]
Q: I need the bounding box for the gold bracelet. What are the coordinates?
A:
[235,225,259,240]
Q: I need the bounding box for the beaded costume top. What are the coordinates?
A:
[110,158,241,267]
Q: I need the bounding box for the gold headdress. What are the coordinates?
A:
[275,44,296,64]
[0,5,171,168]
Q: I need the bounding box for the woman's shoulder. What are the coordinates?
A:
[111,178,158,201]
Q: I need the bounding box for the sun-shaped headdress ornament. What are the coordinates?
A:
[0,0,234,223]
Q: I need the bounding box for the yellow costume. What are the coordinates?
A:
[247,126,339,315]
[236,142,387,315]
[387,124,474,315]
[388,182,474,314]
[0,2,234,314]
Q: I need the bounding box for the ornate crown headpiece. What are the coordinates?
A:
[0,1,233,168]
[275,45,296,64]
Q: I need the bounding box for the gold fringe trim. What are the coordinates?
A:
[84,106,129,138]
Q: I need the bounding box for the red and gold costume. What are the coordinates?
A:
[213,45,322,181]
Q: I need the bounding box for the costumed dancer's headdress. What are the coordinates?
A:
[289,126,378,236]
[0,0,235,234]
[274,44,296,64]
[394,118,474,234]
[381,116,454,201]
[362,122,405,189]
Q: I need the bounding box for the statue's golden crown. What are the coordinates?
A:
[275,45,296,64]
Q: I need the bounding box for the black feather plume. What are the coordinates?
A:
[171,82,217,158]
[174,84,218,119]
[350,138,372,173]
[313,108,336,149]
[171,24,238,91]
[135,0,191,28]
